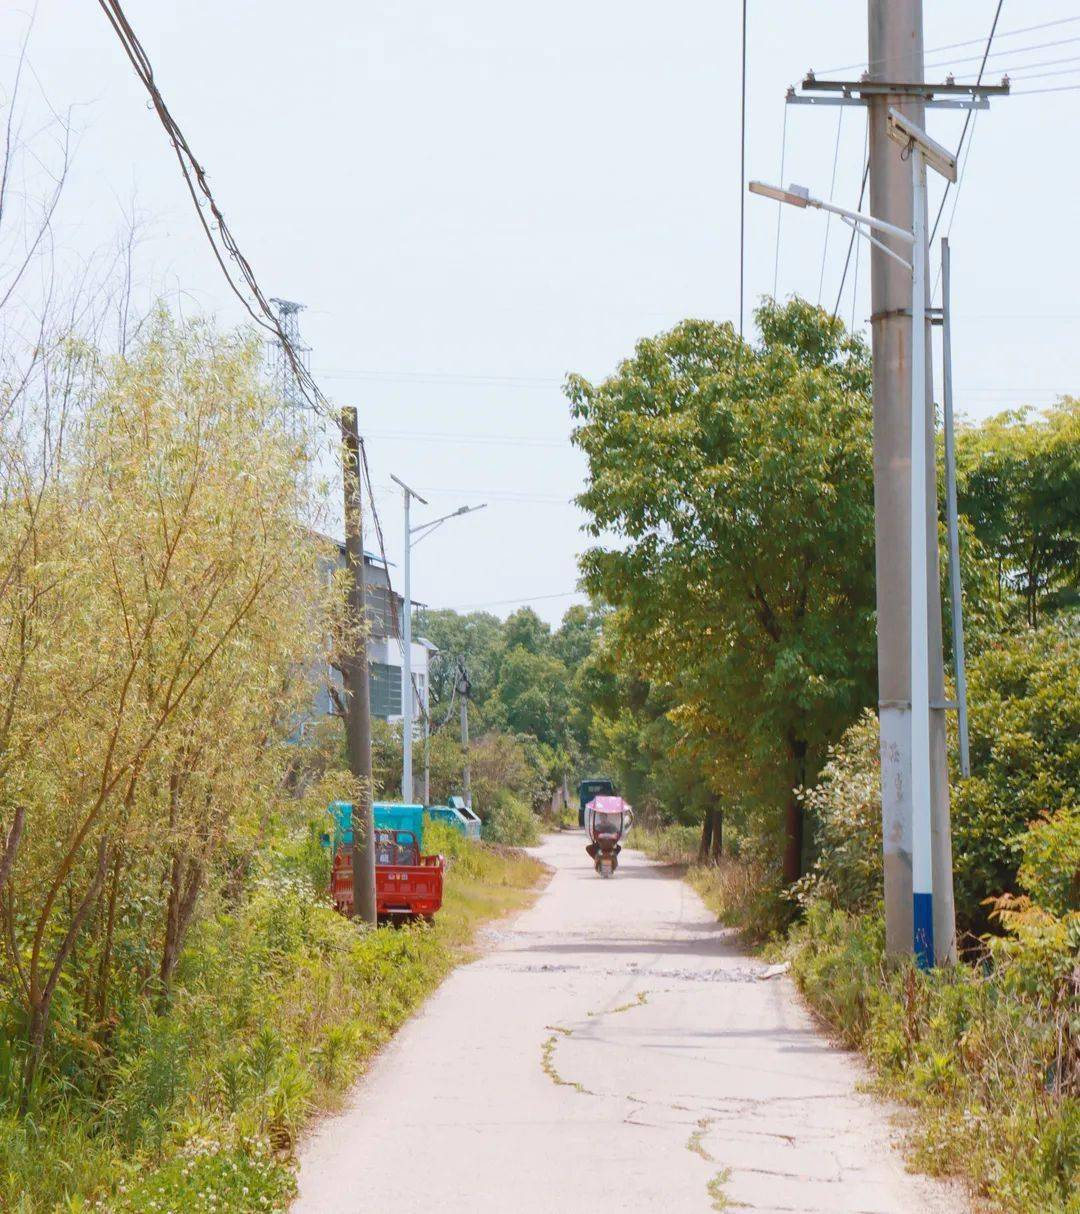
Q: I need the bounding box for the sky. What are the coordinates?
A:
[3,1,1078,623]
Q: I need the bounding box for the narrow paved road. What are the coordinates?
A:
[293,832,968,1214]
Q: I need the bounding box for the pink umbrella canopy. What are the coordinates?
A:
[587,795,630,814]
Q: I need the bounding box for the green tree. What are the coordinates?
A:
[956,399,1080,627]
[551,604,602,669]
[951,616,1080,929]
[569,300,877,882]
[415,608,504,710]
[501,606,551,657]
[493,647,570,746]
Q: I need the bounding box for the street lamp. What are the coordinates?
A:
[390,474,486,803]
[749,179,915,267]
[749,109,956,968]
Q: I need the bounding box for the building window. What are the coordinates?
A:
[370,663,402,719]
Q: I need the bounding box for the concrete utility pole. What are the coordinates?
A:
[767,12,1004,965]
[457,662,472,809]
[340,407,376,925]
[867,0,955,962]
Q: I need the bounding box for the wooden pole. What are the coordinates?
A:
[340,406,376,925]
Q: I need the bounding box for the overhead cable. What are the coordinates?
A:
[929,0,1004,248]
[926,30,1080,73]
[95,0,419,725]
[832,154,869,321]
[1002,62,1080,82]
[772,102,788,299]
[94,0,334,422]
[817,105,845,307]
[1011,82,1080,94]
[818,13,1079,75]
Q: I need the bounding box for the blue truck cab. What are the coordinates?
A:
[327,801,426,849]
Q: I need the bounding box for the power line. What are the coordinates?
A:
[1011,82,1080,95]
[931,109,980,305]
[959,52,1080,78]
[315,368,562,387]
[832,155,869,320]
[379,483,574,503]
[94,0,417,728]
[818,14,1080,75]
[772,101,788,299]
[94,0,333,424]
[850,205,862,333]
[817,104,845,306]
[929,0,1004,249]
[364,429,573,449]
[1004,62,1080,82]
[926,31,1080,72]
[443,590,583,612]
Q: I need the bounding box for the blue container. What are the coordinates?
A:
[427,802,482,841]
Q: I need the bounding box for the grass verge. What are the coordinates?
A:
[0,824,544,1213]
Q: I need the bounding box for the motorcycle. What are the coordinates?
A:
[584,795,633,878]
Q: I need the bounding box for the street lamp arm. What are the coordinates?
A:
[749,180,914,245]
[838,215,913,272]
[811,196,914,246]
[410,502,488,536]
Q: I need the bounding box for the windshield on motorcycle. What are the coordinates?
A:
[593,811,623,836]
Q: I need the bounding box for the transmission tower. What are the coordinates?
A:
[267,297,313,444]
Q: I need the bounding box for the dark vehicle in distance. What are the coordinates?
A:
[577,777,615,827]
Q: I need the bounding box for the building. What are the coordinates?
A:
[313,539,434,725]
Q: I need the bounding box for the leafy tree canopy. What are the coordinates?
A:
[501,606,551,657]
[955,398,1080,626]
[569,299,878,879]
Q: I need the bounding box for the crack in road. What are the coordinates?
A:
[686,1117,716,1162]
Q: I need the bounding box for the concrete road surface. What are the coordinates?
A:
[293,832,969,1214]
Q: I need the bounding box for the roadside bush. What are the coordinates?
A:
[951,619,1080,930]
[690,852,789,943]
[789,625,1080,934]
[101,1138,295,1214]
[635,821,789,942]
[633,822,699,864]
[0,809,542,1213]
[469,732,545,811]
[795,710,882,914]
[482,791,540,847]
[1018,804,1080,917]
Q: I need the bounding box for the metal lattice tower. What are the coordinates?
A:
[267,298,313,444]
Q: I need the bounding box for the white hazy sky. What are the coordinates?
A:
[4,1,1077,623]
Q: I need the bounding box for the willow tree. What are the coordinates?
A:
[0,313,328,1092]
[569,299,877,883]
